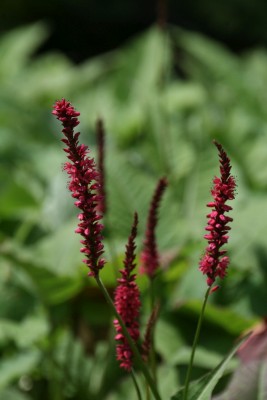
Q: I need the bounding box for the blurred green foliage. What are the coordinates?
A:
[0,22,267,399]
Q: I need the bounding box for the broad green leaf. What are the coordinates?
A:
[155,319,185,362]
[0,387,32,400]
[50,330,119,399]
[175,27,239,78]
[158,365,181,400]
[0,350,40,389]
[31,219,83,275]
[162,82,206,113]
[18,53,75,102]
[0,314,49,348]
[170,335,249,400]
[52,330,94,397]
[214,360,267,400]
[21,263,84,304]
[1,245,84,304]
[178,300,257,335]
[126,26,171,103]
[0,23,48,79]
[0,180,38,218]
[171,347,237,371]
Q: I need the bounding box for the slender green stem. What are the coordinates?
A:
[95,275,162,400]
[131,369,143,400]
[183,287,210,400]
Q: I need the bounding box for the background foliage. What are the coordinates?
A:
[1,21,267,399]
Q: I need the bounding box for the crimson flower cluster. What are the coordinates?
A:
[199,141,236,286]
[113,213,141,371]
[140,177,168,278]
[52,99,105,277]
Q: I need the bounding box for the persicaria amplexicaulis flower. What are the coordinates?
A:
[199,140,236,286]
[113,212,141,371]
[52,99,105,277]
[140,177,168,278]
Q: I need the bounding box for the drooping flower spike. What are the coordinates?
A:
[199,140,236,286]
[140,177,168,278]
[52,99,105,277]
[113,212,141,371]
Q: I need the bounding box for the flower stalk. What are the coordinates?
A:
[183,141,236,399]
[182,287,210,400]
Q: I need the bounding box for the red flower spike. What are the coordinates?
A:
[52,99,105,277]
[96,118,106,215]
[199,141,236,286]
[140,177,168,278]
[113,212,141,371]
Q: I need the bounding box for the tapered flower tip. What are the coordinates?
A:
[52,99,80,129]
[52,99,80,117]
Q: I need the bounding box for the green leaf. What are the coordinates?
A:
[31,219,82,275]
[49,329,118,399]
[171,347,237,371]
[0,313,49,348]
[155,319,185,362]
[162,82,206,113]
[2,245,84,304]
[22,263,84,304]
[170,335,249,400]
[214,360,267,400]
[179,300,257,335]
[0,350,40,390]
[0,23,48,79]
[158,365,181,400]
[52,330,94,397]
[0,387,32,400]
[0,180,38,218]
